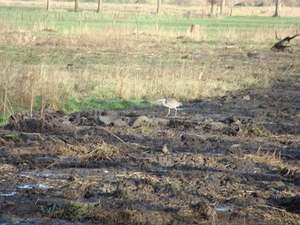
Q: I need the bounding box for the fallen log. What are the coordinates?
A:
[271,32,300,51]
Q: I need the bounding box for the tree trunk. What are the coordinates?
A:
[220,0,226,16]
[156,0,161,14]
[46,0,50,11]
[210,2,215,15]
[274,0,281,17]
[97,0,102,13]
[75,0,79,12]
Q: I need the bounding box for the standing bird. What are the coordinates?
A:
[157,98,182,118]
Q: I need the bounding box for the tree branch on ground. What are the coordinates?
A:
[271,32,300,51]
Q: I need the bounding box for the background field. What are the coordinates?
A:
[0,1,300,124]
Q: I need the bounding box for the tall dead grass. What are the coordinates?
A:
[0,62,75,114]
[0,15,296,114]
[0,55,274,114]
[244,147,285,169]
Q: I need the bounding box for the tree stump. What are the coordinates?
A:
[190,24,199,37]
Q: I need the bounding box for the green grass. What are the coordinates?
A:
[42,202,90,221]
[3,133,20,141]
[0,114,10,127]
[64,96,151,113]
[1,6,299,35]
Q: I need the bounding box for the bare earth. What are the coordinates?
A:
[1,77,300,224]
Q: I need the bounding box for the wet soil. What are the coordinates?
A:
[1,77,300,224]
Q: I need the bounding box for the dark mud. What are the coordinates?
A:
[1,78,300,224]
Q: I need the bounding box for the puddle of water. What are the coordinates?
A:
[18,168,121,185]
[17,183,50,189]
[53,190,63,196]
[20,171,59,179]
[20,169,110,180]
[149,169,170,173]
[205,152,225,156]
[1,191,17,197]
[177,107,187,111]
[216,206,233,212]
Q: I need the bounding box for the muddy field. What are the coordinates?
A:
[1,77,300,224]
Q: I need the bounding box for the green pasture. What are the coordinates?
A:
[0,6,299,35]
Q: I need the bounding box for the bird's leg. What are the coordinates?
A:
[166,108,170,118]
[175,108,177,117]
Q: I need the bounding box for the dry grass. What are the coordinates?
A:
[244,145,300,181]
[0,51,276,114]
[0,62,75,113]
[0,3,299,114]
[216,204,300,225]
[244,147,285,169]
[76,141,121,161]
[0,27,291,114]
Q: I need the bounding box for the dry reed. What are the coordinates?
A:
[0,8,298,114]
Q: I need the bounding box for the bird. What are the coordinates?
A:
[157,98,182,118]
